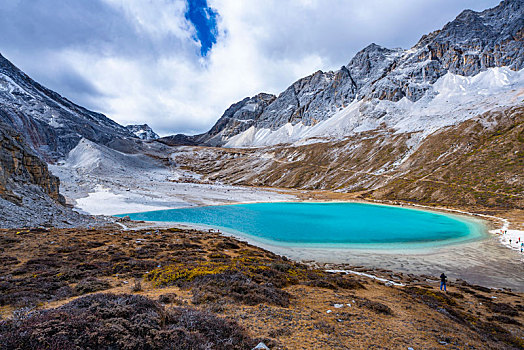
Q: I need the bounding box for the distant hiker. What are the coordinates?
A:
[440,273,447,292]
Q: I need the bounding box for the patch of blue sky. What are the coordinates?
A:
[185,0,218,56]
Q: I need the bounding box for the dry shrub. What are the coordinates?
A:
[359,299,393,315]
[0,276,72,307]
[158,293,181,304]
[0,293,257,350]
[191,271,291,307]
[131,279,142,292]
[486,301,519,317]
[216,241,240,250]
[73,277,111,295]
[487,315,521,325]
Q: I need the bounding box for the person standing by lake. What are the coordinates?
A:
[440,273,447,292]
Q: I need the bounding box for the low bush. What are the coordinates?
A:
[146,255,362,307]
[158,293,181,304]
[0,276,72,307]
[486,301,519,317]
[487,315,521,325]
[216,241,240,250]
[0,293,257,350]
[359,299,393,315]
[191,271,291,307]
[73,277,111,295]
[131,279,142,292]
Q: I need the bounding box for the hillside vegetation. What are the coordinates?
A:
[0,227,523,349]
[170,106,524,211]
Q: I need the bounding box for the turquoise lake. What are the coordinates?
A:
[119,202,485,249]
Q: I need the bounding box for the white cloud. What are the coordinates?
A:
[101,0,192,40]
[0,0,502,136]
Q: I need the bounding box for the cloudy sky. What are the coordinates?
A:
[0,0,501,136]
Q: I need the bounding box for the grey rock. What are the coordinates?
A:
[0,53,139,160]
[0,121,63,204]
[0,122,103,228]
[159,93,276,146]
[125,124,159,140]
[252,342,270,350]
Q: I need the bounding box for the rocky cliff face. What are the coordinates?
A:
[125,124,159,140]
[194,93,276,146]
[186,0,523,146]
[0,54,138,160]
[0,122,106,228]
[0,122,63,204]
[160,93,277,146]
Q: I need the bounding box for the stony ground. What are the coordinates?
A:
[0,226,523,349]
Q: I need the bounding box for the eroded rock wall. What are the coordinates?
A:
[0,122,64,204]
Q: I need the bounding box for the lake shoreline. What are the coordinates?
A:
[117,210,524,292]
[117,201,489,250]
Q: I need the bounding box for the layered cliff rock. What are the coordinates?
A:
[0,122,101,228]
[0,122,63,204]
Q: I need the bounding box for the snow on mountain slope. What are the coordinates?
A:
[49,139,295,215]
[0,53,137,160]
[225,67,524,147]
[126,124,159,140]
[183,0,523,148]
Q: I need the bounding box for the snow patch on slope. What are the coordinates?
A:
[50,139,295,216]
[75,185,172,215]
[225,67,524,148]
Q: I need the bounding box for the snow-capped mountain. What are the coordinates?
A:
[126,124,159,140]
[176,0,523,147]
[0,53,137,160]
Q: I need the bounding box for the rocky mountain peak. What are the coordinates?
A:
[183,92,277,146]
[0,53,138,160]
[125,124,159,140]
[182,0,523,147]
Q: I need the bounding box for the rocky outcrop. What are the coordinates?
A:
[0,122,63,204]
[187,0,523,146]
[0,122,106,228]
[159,93,277,146]
[126,124,159,140]
[0,53,138,160]
[195,93,276,145]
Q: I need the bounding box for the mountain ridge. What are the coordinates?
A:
[0,53,140,160]
[162,0,523,147]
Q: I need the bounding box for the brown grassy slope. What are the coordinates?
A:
[1,227,523,349]
[169,106,524,210]
[371,106,524,209]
